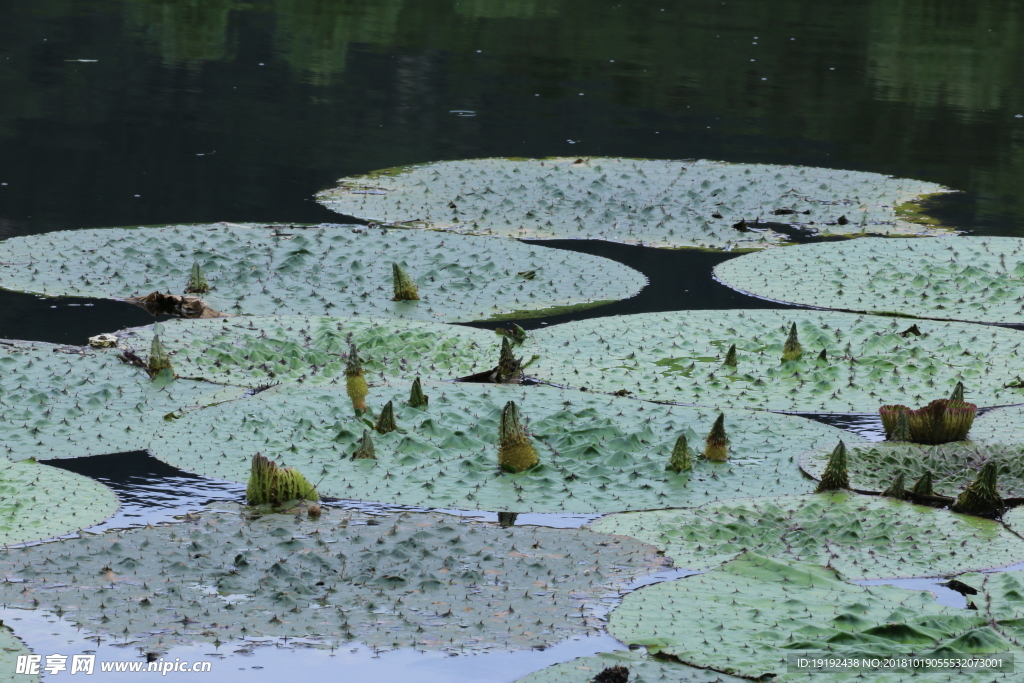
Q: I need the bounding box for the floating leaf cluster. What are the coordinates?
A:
[591,492,1024,580]
[0,507,661,653]
[0,223,644,322]
[147,382,856,513]
[714,236,1024,324]
[526,310,1024,413]
[0,459,118,546]
[316,158,950,251]
[609,553,1021,682]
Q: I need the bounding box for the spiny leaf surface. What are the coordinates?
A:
[592,492,1024,580]
[527,310,1024,413]
[316,158,950,251]
[148,383,857,513]
[715,236,1024,324]
[0,223,644,322]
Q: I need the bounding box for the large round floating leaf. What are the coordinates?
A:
[0,459,118,545]
[0,629,37,683]
[514,650,746,683]
[0,340,237,461]
[968,404,1024,444]
[527,310,1024,413]
[316,158,951,251]
[0,223,645,322]
[148,383,856,513]
[116,316,502,388]
[608,553,1014,682]
[0,507,662,653]
[800,441,1024,500]
[715,236,1024,324]
[591,492,1024,580]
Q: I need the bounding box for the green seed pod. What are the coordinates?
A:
[951,462,1003,516]
[408,377,429,408]
[375,401,398,434]
[185,261,210,294]
[345,343,368,413]
[703,414,729,462]
[352,429,377,460]
[815,440,849,492]
[910,471,934,496]
[723,344,738,368]
[392,262,420,301]
[147,334,174,380]
[881,471,906,500]
[949,381,965,402]
[498,401,538,473]
[782,323,802,361]
[667,434,692,473]
[246,453,318,506]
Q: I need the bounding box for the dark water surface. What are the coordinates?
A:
[4,0,1024,679]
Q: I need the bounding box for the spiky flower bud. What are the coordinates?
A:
[782,323,802,361]
[910,471,934,496]
[498,401,538,473]
[392,263,420,301]
[510,324,528,345]
[951,462,1003,516]
[147,334,174,380]
[408,377,429,408]
[185,261,210,294]
[881,471,906,499]
[667,434,692,473]
[891,411,911,442]
[949,381,965,402]
[879,405,910,439]
[815,440,849,492]
[345,343,368,413]
[246,453,318,506]
[704,414,729,462]
[723,344,738,368]
[375,400,397,434]
[352,429,376,460]
[496,337,522,383]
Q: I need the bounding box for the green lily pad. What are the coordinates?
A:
[0,506,662,653]
[591,492,1024,580]
[714,236,1024,324]
[967,404,1024,444]
[0,223,645,322]
[0,459,118,545]
[148,382,857,513]
[527,310,1024,413]
[608,553,1016,682]
[514,650,746,683]
[116,316,502,388]
[0,340,240,461]
[0,629,37,683]
[800,442,1024,500]
[316,158,951,251]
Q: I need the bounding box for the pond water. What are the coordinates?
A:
[3,0,1024,680]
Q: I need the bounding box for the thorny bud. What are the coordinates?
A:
[185,261,210,294]
[704,414,729,462]
[147,334,174,380]
[246,453,318,506]
[782,323,803,361]
[345,343,368,414]
[498,401,538,473]
[408,377,429,408]
[951,462,1003,517]
[667,434,692,473]
[352,429,377,460]
[392,263,420,301]
[815,440,849,492]
[375,401,398,434]
[723,344,738,368]
[881,471,906,500]
[910,471,934,496]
